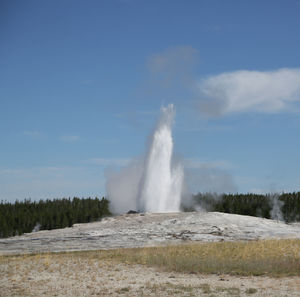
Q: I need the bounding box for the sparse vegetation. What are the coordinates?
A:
[1,239,299,296]
[110,238,300,277]
[245,288,258,294]
[2,238,298,277]
[200,283,211,294]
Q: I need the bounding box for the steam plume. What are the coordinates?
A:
[269,193,284,221]
[106,104,183,213]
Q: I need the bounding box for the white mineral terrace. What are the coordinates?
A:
[1,211,300,255]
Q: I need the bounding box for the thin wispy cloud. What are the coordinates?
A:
[147,46,198,77]
[178,122,233,132]
[183,158,237,194]
[197,68,300,116]
[113,109,159,130]
[59,135,80,142]
[185,164,237,194]
[23,130,42,138]
[145,48,300,118]
[143,46,199,100]
[184,158,233,170]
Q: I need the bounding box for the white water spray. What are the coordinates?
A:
[106,104,184,213]
[138,104,183,212]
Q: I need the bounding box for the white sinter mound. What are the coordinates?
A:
[1,211,300,255]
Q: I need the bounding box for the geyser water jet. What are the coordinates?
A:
[138,104,183,212]
[106,104,184,213]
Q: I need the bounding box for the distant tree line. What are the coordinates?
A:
[192,192,300,222]
[0,197,111,238]
[2,193,300,239]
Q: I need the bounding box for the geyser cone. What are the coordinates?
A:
[138,104,183,212]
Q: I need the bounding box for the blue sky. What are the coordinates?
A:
[1,0,300,201]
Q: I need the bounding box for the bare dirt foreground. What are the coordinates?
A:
[1,212,300,296]
[1,252,300,297]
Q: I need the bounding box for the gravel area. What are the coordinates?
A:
[1,253,300,297]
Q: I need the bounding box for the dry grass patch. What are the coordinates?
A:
[1,243,300,297]
[111,238,300,277]
[245,288,258,294]
[1,238,300,278]
[216,286,240,296]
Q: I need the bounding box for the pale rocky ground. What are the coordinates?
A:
[1,211,300,296]
[1,211,300,255]
[1,254,300,297]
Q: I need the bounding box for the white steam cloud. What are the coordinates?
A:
[105,158,143,214]
[269,193,284,221]
[106,49,300,214]
[197,68,300,116]
[106,104,184,214]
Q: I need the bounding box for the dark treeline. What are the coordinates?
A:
[192,192,300,222]
[0,197,111,238]
[2,193,300,239]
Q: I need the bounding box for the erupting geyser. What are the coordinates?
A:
[138,104,183,212]
[106,104,184,213]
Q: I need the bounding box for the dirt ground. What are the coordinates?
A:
[2,212,300,296]
[1,253,300,297]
